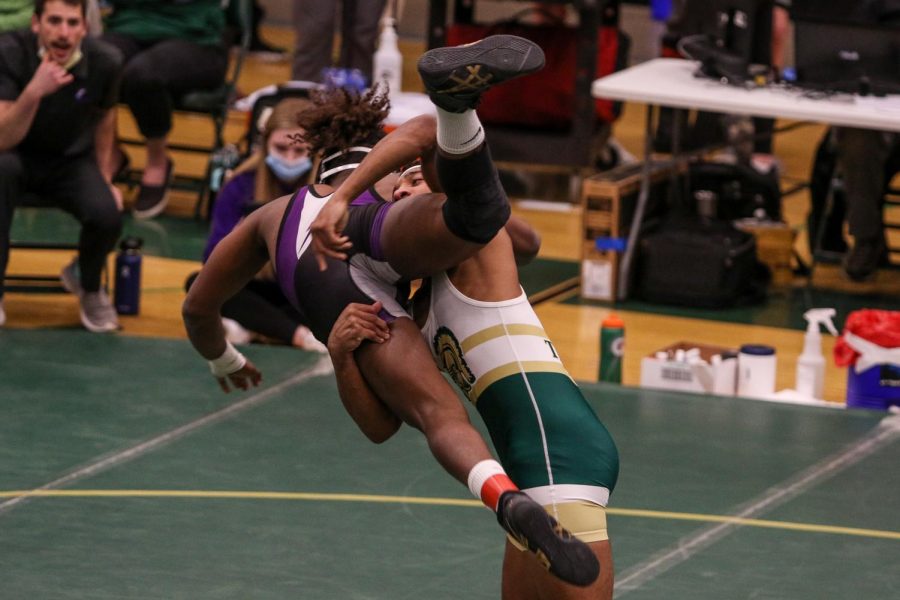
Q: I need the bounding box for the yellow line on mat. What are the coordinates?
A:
[2,489,898,541]
[607,507,900,540]
[0,489,480,507]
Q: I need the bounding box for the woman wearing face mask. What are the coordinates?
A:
[189,97,326,352]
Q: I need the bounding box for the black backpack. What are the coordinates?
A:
[636,216,770,308]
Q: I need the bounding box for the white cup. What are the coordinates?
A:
[737,344,776,398]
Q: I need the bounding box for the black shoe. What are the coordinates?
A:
[496,491,600,587]
[134,158,173,220]
[843,236,888,281]
[249,37,288,62]
[249,37,286,55]
[417,35,545,113]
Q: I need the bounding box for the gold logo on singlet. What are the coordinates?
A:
[433,326,476,398]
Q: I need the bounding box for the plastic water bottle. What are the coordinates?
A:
[372,17,402,96]
[208,144,241,193]
[599,314,625,383]
[114,236,143,315]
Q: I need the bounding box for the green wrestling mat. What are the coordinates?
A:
[2,330,897,599]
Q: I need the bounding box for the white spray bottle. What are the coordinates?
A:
[795,308,839,400]
[373,17,402,98]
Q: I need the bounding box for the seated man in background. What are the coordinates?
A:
[101,0,228,220]
[832,0,900,280]
[0,0,123,331]
[835,128,899,281]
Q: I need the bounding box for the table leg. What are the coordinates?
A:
[427,0,448,49]
[617,104,656,301]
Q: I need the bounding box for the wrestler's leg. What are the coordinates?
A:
[354,317,601,587]
[379,36,545,279]
[382,133,515,272]
[354,316,491,484]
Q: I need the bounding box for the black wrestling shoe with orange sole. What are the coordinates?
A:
[496,491,600,587]
[417,34,545,113]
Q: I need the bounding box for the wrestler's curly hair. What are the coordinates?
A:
[296,87,390,158]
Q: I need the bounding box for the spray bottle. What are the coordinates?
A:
[372,17,402,97]
[795,308,839,400]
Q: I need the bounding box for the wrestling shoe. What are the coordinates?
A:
[496,491,600,587]
[417,35,545,113]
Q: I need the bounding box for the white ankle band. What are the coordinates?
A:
[436,107,485,155]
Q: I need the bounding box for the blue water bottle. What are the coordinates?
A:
[114,236,143,315]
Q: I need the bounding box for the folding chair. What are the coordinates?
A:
[7,194,83,294]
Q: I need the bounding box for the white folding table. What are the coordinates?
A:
[592,58,900,299]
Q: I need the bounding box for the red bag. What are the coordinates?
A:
[834,310,900,367]
[446,16,628,130]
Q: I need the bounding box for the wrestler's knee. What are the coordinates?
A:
[441,184,510,243]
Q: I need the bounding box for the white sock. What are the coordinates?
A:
[467,459,516,511]
[436,107,485,155]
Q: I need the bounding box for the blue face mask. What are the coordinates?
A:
[265,154,312,183]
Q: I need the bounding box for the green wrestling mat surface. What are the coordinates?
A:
[2,330,897,599]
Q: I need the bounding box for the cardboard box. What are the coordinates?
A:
[640,341,738,395]
[581,257,615,301]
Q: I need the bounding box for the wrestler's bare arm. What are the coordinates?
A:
[183,201,283,361]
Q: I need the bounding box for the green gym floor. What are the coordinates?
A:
[2,328,898,599]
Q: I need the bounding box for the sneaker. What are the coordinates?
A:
[843,236,888,281]
[60,257,83,296]
[134,158,173,220]
[294,325,328,354]
[496,491,600,587]
[222,317,253,345]
[79,290,120,333]
[417,35,545,113]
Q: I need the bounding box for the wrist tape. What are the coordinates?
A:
[208,342,246,377]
